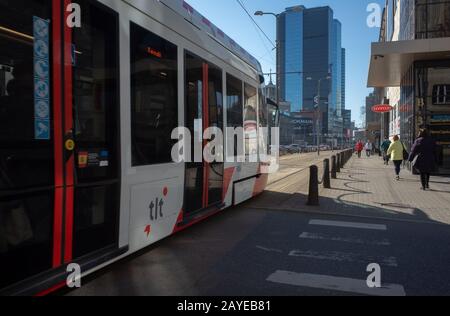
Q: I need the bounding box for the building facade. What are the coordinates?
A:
[263,77,277,103]
[278,6,304,113]
[278,6,345,145]
[368,0,450,174]
[341,48,346,111]
[342,109,352,146]
[279,112,313,145]
[365,89,384,147]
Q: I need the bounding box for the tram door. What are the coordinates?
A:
[184,53,224,215]
[0,0,120,291]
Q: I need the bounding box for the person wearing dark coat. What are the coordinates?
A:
[408,129,437,190]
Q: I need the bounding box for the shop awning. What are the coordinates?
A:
[367,37,450,88]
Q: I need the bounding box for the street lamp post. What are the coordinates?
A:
[307,76,331,156]
[255,6,303,118]
[254,11,280,116]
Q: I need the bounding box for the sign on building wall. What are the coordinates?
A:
[371,104,393,113]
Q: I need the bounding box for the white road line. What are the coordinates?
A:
[299,232,391,246]
[288,250,398,267]
[309,219,387,231]
[256,246,283,253]
[267,270,406,296]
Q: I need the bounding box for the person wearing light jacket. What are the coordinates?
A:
[387,135,405,181]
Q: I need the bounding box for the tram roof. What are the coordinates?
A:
[161,0,263,72]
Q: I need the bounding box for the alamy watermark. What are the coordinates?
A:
[366,263,382,288]
[66,263,81,289]
[367,3,382,28]
[171,123,280,174]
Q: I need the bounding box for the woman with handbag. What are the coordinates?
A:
[408,129,437,190]
[387,135,406,180]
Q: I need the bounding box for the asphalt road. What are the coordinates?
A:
[68,206,450,296]
[67,152,450,296]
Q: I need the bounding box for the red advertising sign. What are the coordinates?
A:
[372,104,393,113]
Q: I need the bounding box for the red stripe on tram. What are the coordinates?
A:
[63,0,75,264]
[202,63,209,208]
[52,0,64,268]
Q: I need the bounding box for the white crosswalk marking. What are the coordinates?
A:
[288,250,398,267]
[299,232,391,246]
[262,217,405,295]
[309,219,387,231]
[267,270,406,296]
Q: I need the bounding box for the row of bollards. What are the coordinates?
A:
[307,149,353,206]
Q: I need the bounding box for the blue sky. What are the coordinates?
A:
[186,0,385,126]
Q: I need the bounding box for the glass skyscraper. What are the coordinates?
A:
[278,6,345,142]
[278,6,304,113]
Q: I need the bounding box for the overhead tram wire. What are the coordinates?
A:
[235,0,275,48]
[235,1,333,81]
[235,0,276,65]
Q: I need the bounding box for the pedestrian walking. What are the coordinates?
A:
[365,141,373,157]
[381,136,392,165]
[387,135,406,180]
[408,129,437,190]
[355,141,363,158]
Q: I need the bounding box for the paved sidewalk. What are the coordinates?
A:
[249,154,450,225]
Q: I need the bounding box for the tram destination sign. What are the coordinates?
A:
[371,104,393,113]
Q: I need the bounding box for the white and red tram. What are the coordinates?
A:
[0,0,279,295]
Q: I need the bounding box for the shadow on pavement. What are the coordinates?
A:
[247,182,448,227]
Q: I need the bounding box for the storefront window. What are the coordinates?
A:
[413,61,450,173]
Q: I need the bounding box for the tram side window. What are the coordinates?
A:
[259,89,269,154]
[0,0,54,189]
[130,23,178,166]
[72,0,119,182]
[244,83,258,157]
[0,0,54,289]
[226,74,243,157]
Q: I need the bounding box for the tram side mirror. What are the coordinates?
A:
[259,74,265,85]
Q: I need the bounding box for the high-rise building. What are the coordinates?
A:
[365,91,380,127]
[278,6,305,113]
[341,48,346,111]
[278,5,345,145]
[342,109,352,145]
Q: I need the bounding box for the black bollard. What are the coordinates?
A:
[340,152,345,168]
[307,165,320,206]
[331,155,337,179]
[323,159,331,189]
[336,154,341,173]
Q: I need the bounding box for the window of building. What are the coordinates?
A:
[433,85,450,105]
[416,0,450,39]
[130,22,178,166]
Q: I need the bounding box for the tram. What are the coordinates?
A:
[0,0,279,295]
